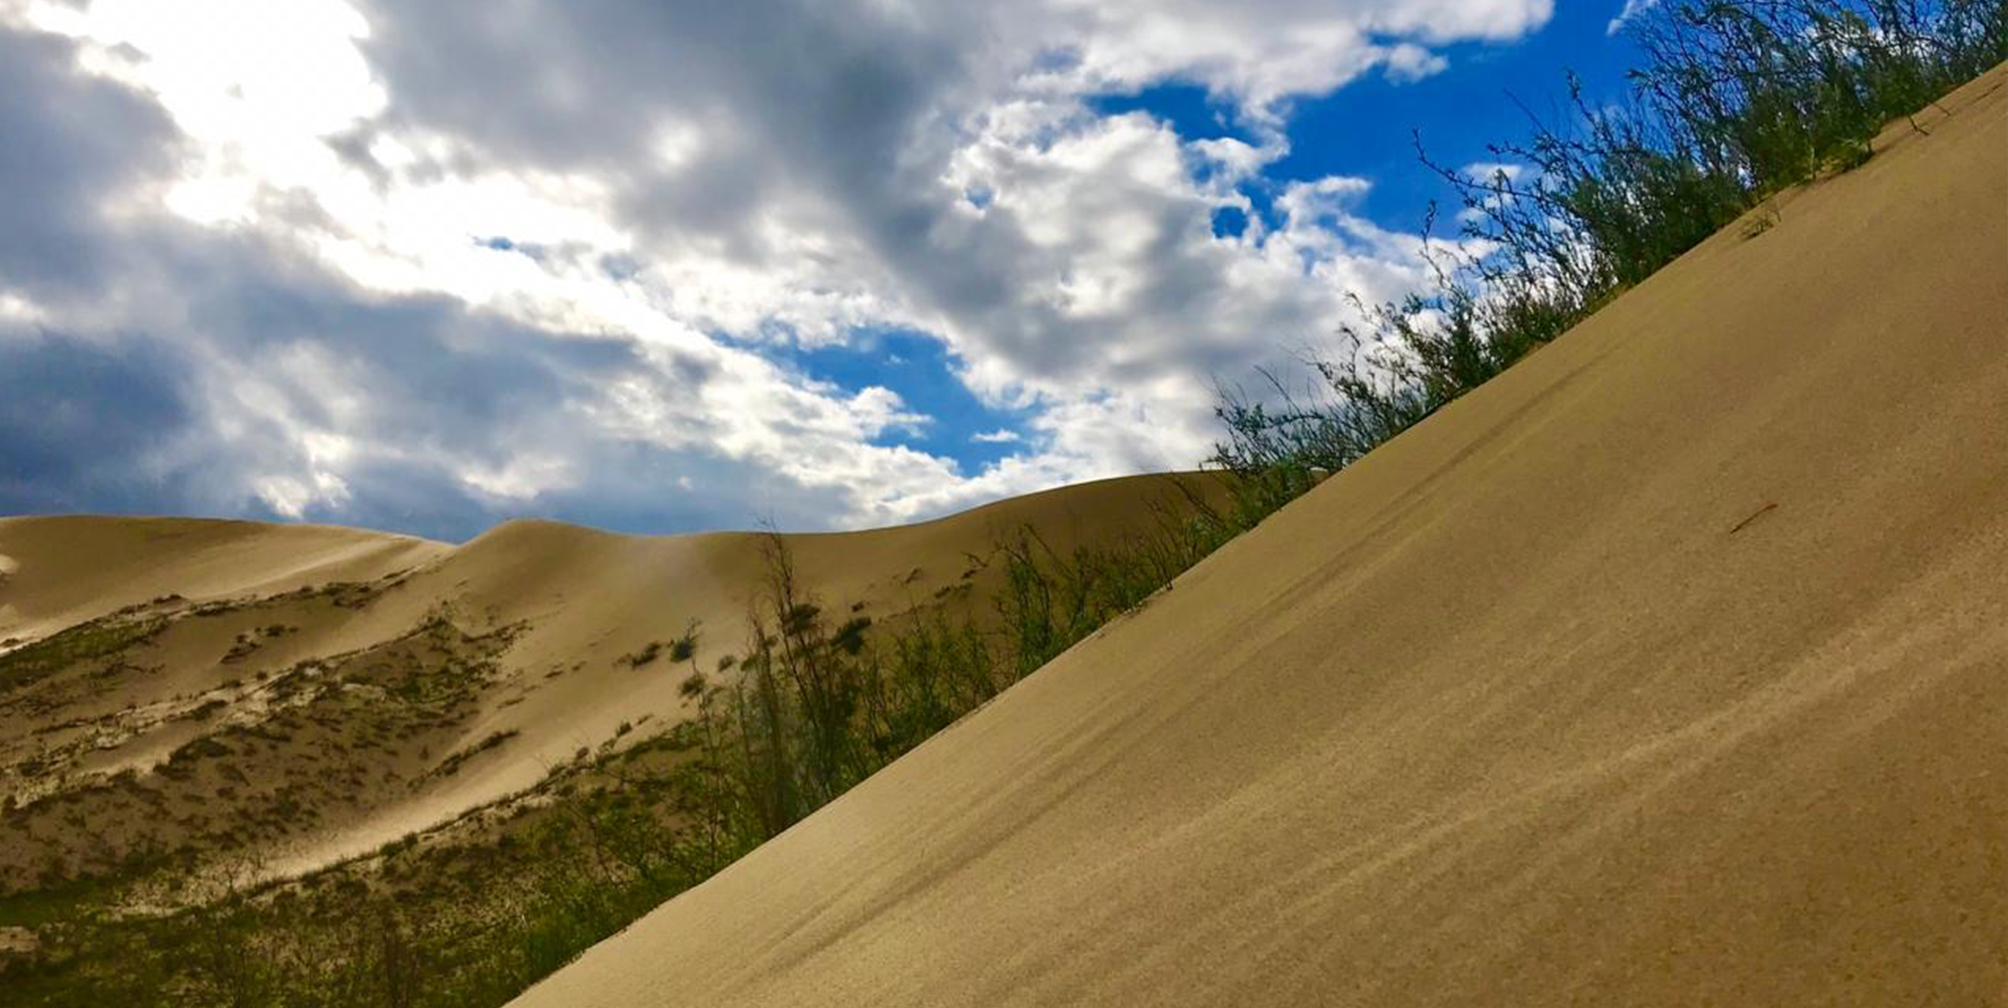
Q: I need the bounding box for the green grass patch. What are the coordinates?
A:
[0,616,165,694]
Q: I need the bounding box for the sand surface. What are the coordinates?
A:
[0,472,1212,887]
[510,66,2008,1006]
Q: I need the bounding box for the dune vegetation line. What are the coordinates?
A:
[1210,0,2005,497]
[1,494,1248,1007]
[4,1,2001,1005]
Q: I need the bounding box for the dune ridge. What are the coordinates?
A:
[509,64,2008,1006]
[0,472,1213,889]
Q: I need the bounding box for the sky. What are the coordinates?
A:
[0,0,1647,542]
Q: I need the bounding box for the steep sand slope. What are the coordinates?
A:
[513,68,2008,1006]
[0,472,1211,887]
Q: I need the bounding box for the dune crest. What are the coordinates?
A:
[509,64,2008,1007]
[0,473,1212,889]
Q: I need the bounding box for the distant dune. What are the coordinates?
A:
[508,65,2008,1006]
[0,472,1214,889]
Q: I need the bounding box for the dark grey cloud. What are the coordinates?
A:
[0,330,199,516]
[0,228,852,539]
[355,0,968,266]
[0,25,177,299]
[360,0,1048,335]
[0,226,838,539]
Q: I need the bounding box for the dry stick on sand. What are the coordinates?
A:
[1728,502,1779,535]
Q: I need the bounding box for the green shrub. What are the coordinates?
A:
[1213,0,2004,515]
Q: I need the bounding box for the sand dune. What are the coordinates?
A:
[509,66,2008,1006]
[0,517,446,646]
[0,472,1213,888]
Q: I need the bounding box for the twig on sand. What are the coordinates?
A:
[1729,502,1778,535]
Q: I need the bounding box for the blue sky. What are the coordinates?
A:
[0,0,1658,540]
[744,329,1040,475]
[1095,10,1644,236]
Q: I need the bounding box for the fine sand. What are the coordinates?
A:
[509,66,2008,1006]
[0,472,1213,887]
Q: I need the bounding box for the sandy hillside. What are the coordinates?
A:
[0,471,1214,890]
[511,66,2008,1007]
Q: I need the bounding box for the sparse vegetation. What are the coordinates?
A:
[429,730,521,780]
[4,3,1999,1004]
[0,485,1254,1008]
[618,641,664,668]
[1212,0,2004,499]
[0,615,165,695]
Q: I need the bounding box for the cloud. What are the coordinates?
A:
[329,0,1548,487]
[0,331,196,516]
[0,21,177,301]
[0,0,1554,539]
[1607,0,1659,34]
